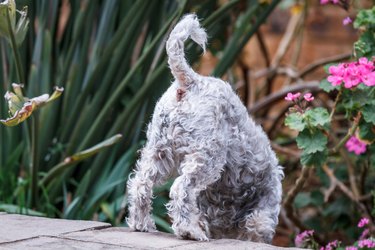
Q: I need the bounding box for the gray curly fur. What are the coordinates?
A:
[126,14,284,243]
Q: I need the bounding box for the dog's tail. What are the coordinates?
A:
[166,14,207,88]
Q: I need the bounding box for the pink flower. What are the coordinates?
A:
[321,240,340,250]
[329,64,346,75]
[285,92,301,102]
[320,0,330,4]
[358,217,369,228]
[360,229,370,240]
[358,239,375,248]
[343,17,352,26]
[359,57,374,70]
[345,247,358,250]
[326,58,375,88]
[327,75,343,86]
[304,93,314,102]
[331,0,339,3]
[345,136,367,155]
[362,71,375,86]
[295,230,314,247]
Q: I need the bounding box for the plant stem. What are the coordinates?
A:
[283,165,325,244]
[31,114,39,208]
[329,88,342,121]
[6,9,25,84]
[283,165,311,231]
[329,112,360,154]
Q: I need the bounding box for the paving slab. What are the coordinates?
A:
[0,236,130,250]
[0,213,304,250]
[0,214,111,244]
[63,227,195,249]
[63,227,298,250]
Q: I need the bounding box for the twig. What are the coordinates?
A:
[253,67,299,80]
[283,165,325,244]
[252,52,352,81]
[280,207,298,232]
[283,166,311,230]
[299,53,352,78]
[342,146,361,198]
[284,3,307,86]
[322,164,375,231]
[329,88,342,121]
[271,142,301,158]
[323,178,337,202]
[249,81,321,114]
[267,105,290,137]
[270,7,304,69]
[329,112,361,154]
[256,30,270,67]
[322,164,356,201]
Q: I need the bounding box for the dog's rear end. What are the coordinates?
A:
[126,14,283,243]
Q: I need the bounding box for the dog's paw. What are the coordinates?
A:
[174,223,209,241]
[127,216,157,232]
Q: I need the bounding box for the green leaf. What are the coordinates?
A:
[0,203,45,216]
[301,149,328,167]
[319,79,340,93]
[294,192,311,208]
[14,6,29,46]
[0,0,16,39]
[359,120,375,142]
[297,129,328,154]
[310,190,324,206]
[285,112,306,131]
[353,6,375,29]
[39,134,123,187]
[322,196,351,217]
[369,144,375,169]
[354,31,375,58]
[362,104,375,124]
[305,107,330,128]
[293,190,324,209]
[340,87,375,115]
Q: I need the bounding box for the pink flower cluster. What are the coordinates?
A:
[327,57,375,88]
[321,240,339,250]
[285,92,300,101]
[358,238,375,248]
[295,230,314,247]
[358,217,369,228]
[345,136,367,155]
[285,92,314,102]
[345,247,357,250]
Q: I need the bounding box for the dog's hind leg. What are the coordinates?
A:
[126,145,173,232]
[166,150,226,241]
[239,167,283,243]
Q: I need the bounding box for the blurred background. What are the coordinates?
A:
[0,0,373,247]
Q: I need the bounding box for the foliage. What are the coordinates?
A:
[283,2,375,249]
[0,0,280,231]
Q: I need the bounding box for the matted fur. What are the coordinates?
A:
[126,14,283,243]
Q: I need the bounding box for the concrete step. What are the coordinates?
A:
[0,213,303,249]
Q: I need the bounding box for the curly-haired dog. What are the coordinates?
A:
[126,14,283,243]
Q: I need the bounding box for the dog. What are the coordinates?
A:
[126,14,283,243]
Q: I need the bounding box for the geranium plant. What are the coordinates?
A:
[283,4,375,249]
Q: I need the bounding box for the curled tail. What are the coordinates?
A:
[166,14,207,88]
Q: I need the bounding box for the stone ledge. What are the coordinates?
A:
[0,213,303,249]
[0,213,111,244]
